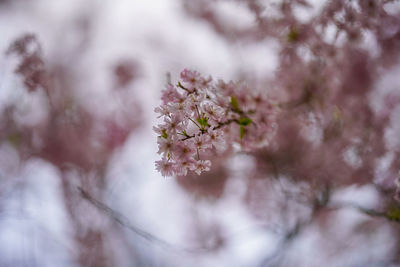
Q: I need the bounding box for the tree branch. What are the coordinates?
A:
[78,187,220,254]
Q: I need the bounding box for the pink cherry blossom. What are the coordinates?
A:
[154,69,278,176]
[193,160,211,175]
[155,159,175,177]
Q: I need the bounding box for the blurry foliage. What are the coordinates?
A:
[1,0,400,266]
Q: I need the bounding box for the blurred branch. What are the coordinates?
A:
[258,211,317,267]
[328,202,400,223]
[78,186,218,254]
[259,186,400,266]
[80,183,400,265]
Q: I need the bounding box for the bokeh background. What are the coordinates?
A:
[0,0,399,266]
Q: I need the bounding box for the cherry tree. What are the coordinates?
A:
[154,0,400,265]
[156,0,400,195]
[1,33,142,266]
[1,0,400,266]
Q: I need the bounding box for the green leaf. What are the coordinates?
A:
[240,126,245,139]
[196,117,209,128]
[287,28,299,43]
[230,96,239,111]
[161,129,168,139]
[387,207,400,221]
[182,130,189,137]
[238,117,252,126]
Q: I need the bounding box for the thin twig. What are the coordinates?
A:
[180,119,237,141]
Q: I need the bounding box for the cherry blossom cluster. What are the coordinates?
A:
[154,69,278,176]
